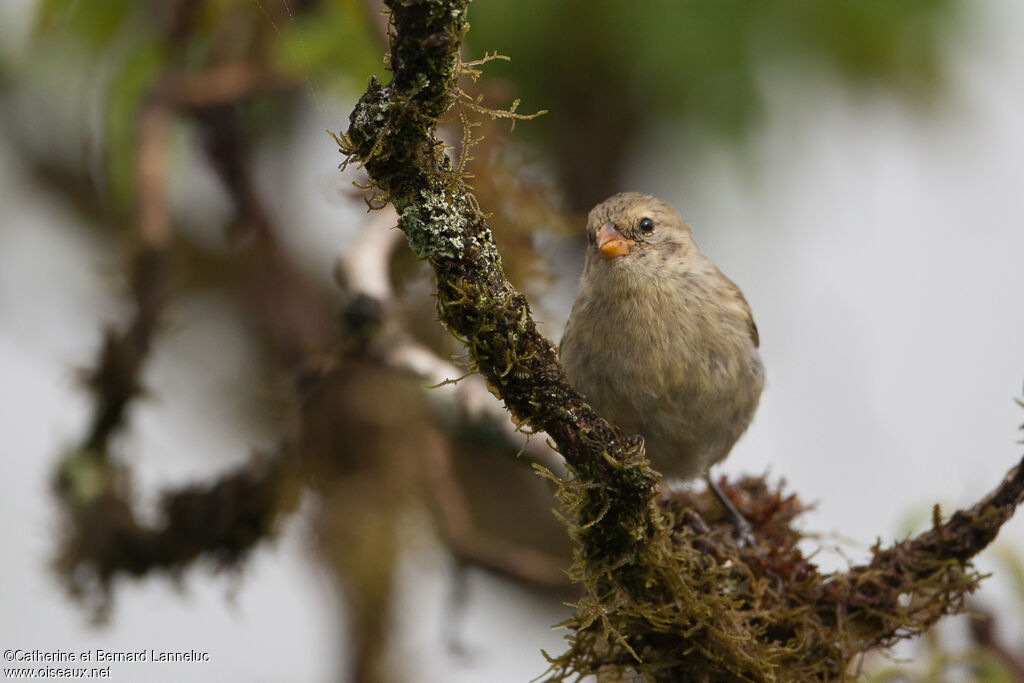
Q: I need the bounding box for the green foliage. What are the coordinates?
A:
[270,0,382,92]
[105,40,166,211]
[463,0,959,205]
[35,0,137,50]
[466,0,958,132]
[29,2,160,212]
[19,0,961,214]
[777,0,951,83]
[22,0,384,215]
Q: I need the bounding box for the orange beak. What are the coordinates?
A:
[596,222,635,258]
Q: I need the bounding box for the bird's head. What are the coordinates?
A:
[584,193,697,276]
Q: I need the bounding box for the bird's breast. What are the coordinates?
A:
[560,271,763,474]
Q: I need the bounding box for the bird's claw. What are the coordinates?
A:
[705,474,755,545]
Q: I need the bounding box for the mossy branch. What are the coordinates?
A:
[54,451,294,620]
[341,0,657,562]
[339,1,1024,679]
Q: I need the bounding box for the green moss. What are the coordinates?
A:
[544,477,992,682]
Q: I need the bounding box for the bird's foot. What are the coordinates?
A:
[705,474,755,547]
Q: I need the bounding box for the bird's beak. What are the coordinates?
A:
[596,222,634,258]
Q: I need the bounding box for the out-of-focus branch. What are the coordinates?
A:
[54,451,293,613]
[191,102,333,361]
[421,432,570,590]
[166,63,294,108]
[53,77,299,610]
[335,205,566,476]
[386,341,567,475]
[336,204,404,301]
[824,455,1024,649]
[77,98,173,457]
[55,33,318,609]
[55,70,305,610]
[136,104,173,248]
[360,0,391,48]
[967,605,1024,680]
[334,206,570,589]
[74,56,300,458]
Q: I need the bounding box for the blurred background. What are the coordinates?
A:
[1,0,1023,681]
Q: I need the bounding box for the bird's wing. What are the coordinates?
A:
[721,273,760,349]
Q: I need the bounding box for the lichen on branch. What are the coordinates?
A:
[340,0,658,562]
[338,1,1024,680]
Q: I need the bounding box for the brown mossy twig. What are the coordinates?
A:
[54,86,307,614]
[966,603,1024,680]
[54,451,294,620]
[77,98,173,458]
[339,1,1024,680]
[342,0,656,568]
[55,48,321,611]
[191,102,334,361]
[421,433,572,591]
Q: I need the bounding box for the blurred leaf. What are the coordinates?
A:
[468,0,957,121]
[270,0,382,93]
[35,0,137,51]
[463,0,960,206]
[105,40,166,211]
[771,0,954,87]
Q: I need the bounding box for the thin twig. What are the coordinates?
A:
[335,205,567,475]
[421,430,571,590]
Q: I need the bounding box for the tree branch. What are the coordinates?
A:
[340,1,1024,680]
[343,0,655,564]
[54,52,320,611]
[334,204,567,475]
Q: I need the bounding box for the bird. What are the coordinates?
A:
[559,192,764,499]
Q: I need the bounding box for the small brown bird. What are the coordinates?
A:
[560,192,764,483]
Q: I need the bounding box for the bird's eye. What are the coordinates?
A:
[586,230,596,246]
[639,217,655,234]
